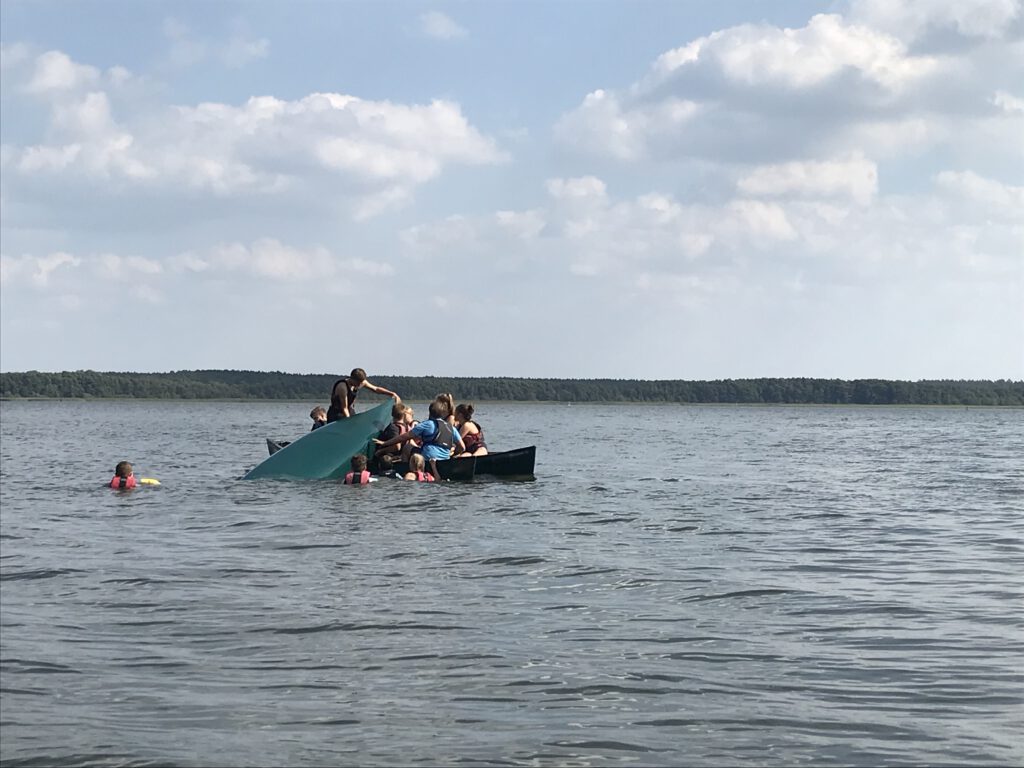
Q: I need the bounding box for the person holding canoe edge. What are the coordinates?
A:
[326,368,400,423]
[371,403,411,471]
[374,398,465,479]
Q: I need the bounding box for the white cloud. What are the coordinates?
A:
[993,90,1024,113]
[3,51,504,219]
[420,11,468,40]
[555,8,1018,165]
[221,35,270,69]
[0,251,81,286]
[850,0,1021,42]
[162,17,269,69]
[934,170,1024,212]
[25,50,100,93]
[737,155,879,205]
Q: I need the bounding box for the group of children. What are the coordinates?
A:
[334,392,490,485]
[109,369,490,490]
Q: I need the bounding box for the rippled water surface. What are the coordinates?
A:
[2,400,1022,767]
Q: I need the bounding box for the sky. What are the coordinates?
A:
[1,0,1022,379]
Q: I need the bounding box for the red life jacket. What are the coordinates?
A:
[110,475,137,489]
[415,471,435,483]
[344,470,371,485]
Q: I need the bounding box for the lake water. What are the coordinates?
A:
[1,400,1022,767]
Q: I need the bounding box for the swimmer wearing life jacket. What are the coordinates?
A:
[109,461,160,489]
[403,453,435,482]
[343,453,372,485]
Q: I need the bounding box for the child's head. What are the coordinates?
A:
[378,454,395,472]
[349,368,368,384]
[435,392,455,415]
[114,461,133,478]
[310,406,327,421]
[391,403,406,421]
[350,453,368,472]
[402,406,415,424]
[409,453,425,472]
[455,403,474,423]
[428,398,449,419]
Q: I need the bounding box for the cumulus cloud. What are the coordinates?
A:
[849,0,1021,42]
[737,155,879,205]
[25,50,100,93]
[2,50,504,219]
[555,8,1021,165]
[401,172,1022,299]
[420,11,468,40]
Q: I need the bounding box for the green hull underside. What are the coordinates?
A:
[243,400,392,480]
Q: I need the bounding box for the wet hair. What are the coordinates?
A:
[428,398,449,419]
[409,453,425,472]
[350,453,367,472]
[114,461,132,478]
[391,403,406,420]
[349,368,367,383]
[378,454,395,472]
[455,403,474,421]
[310,406,327,419]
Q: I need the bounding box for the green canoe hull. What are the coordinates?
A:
[244,400,393,480]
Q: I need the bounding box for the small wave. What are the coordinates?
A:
[0,567,83,582]
[543,740,663,753]
[685,588,798,602]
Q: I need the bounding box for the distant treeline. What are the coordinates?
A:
[1,370,1022,405]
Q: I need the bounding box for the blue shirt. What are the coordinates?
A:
[411,419,458,461]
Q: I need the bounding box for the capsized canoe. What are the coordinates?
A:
[244,400,393,480]
[394,446,536,482]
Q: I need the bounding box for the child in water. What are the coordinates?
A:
[344,453,373,485]
[310,406,328,430]
[109,462,159,488]
[404,453,435,482]
[110,461,138,489]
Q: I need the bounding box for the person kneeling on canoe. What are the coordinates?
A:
[403,453,434,482]
[327,368,400,423]
[374,398,466,479]
[344,454,373,485]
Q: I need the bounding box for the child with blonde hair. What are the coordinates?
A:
[404,453,435,482]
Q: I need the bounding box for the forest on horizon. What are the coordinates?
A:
[1,370,1022,406]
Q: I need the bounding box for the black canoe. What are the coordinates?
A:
[393,446,536,482]
[266,439,536,482]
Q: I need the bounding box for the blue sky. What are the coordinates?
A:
[2,0,1021,379]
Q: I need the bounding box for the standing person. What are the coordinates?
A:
[326,368,400,423]
[454,403,488,457]
[373,398,466,479]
